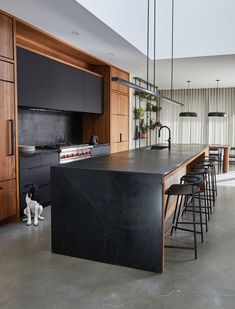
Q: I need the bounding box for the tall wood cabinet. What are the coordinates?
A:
[0,12,18,223]
[110,67,129,153]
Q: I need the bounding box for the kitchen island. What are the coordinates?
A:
[51,144,208,273]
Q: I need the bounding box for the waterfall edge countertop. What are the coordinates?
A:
[54,144,208,176]
[51,144,208,273]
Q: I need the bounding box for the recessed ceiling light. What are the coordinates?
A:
[71,31,80,36]
[107,52,114,56]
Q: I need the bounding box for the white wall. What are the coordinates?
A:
[77,0,235,59]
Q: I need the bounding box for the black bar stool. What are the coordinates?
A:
[194,163,216,207]
[197,160,217,200]
[190,166,214,213]
[165,175,202,259]
[183,171,209,231]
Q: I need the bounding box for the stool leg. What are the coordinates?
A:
[192,195,197,259]
[165,195,170,219]
[170,196,180,235]
[198,191,204,242]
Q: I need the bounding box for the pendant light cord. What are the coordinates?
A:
[216,79,219,111]
[147,0,150,89]
[153,0,156,88]
[171,0,174,99]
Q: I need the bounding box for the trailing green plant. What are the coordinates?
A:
[140,119,149,134]
[133,106,145,119]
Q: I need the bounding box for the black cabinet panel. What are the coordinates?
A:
[51,61,84,112]
[19,152,59,215]
[20,155,41,170]
[17,47,103,114]
[17,47,50,108]
[84,72,103,114]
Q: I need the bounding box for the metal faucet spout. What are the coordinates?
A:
[158,125,171,149]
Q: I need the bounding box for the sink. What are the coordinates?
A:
[150,145,169,150]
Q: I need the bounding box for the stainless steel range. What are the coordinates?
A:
[59,144,93,164]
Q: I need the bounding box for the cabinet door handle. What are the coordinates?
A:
[8,119,15,156]
[120,133,122,142]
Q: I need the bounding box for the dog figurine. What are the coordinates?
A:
[22,184,45,226]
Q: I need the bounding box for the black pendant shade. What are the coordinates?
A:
[208,112,227,117]
[208,80,227,118]
[179,112,197,117]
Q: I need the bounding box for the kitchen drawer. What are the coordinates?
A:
[92,147,102,157]
[41,152,59,166]
[0,179,17,221]
[20,155,41,170]
[20,165,51,188]
[101,145,110,154]
[0,60,14,82]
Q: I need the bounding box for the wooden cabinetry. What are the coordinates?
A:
[111,67,129,95]
[0,12,18,224]
[0,179,17,221]
[110,67,129,153]
[0,13,13,60]
[0,81,16,182]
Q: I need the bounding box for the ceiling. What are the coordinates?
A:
[1,0,235,88]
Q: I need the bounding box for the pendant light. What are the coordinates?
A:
[208,80,227,117]
[179,81,197,117]
[111,0,184,107]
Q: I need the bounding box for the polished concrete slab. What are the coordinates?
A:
[1,171,235,308]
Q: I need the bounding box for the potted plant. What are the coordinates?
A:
[133,106,145,119]
[146,102,153,112]
[149,119,157,130]
[140,119,149,138]
[152,105,162,112]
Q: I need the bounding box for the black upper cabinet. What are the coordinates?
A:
[50,61,84,112]
[17,47,103,114]
[17,47,50,109]
[84,72,103,114]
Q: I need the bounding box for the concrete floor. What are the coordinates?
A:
[1,170,235,308]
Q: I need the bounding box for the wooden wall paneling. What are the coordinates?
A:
[15,20,105,74]
[0,60,14,82]
[0,13,14,59]
[0,179,17,221]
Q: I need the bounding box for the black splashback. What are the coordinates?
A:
[18,108,82,145]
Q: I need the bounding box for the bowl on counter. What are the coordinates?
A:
[19,145,36,153]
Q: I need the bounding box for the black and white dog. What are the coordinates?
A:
[22,184,45,226]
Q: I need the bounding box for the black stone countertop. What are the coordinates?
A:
[54,144,208,176]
